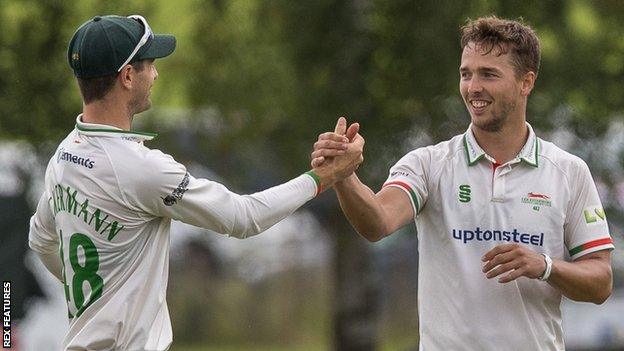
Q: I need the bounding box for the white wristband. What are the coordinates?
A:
[538,253,553,281]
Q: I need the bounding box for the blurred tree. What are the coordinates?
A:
[0,1,77,146]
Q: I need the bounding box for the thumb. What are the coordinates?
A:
[334,116,347,135]
[345,122,359,141]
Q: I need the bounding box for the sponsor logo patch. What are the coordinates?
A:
[521,192,551,211]
[162,173,190,206]
[57,148,95,169]
[458,184,471,203]
[452,226,544,247]
[390,171,410,177]
[583,206,606,225]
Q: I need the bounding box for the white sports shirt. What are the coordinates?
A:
[383,123,614,351]
[29,115,320,350]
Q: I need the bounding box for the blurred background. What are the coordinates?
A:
[1,0,623,350]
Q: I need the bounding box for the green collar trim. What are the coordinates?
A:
[463,129,486,166]
[463,123,540,168]
[517,124,539,167]
[75,115,157,141]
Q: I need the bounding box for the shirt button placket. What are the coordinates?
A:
[491,165,508,202]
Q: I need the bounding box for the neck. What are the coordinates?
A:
[82,96,133,130]
[471,117,528,164]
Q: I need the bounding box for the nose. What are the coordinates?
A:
[153,65,159,81]
[467,77,483,94]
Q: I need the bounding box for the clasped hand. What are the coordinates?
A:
[311,117,365,188]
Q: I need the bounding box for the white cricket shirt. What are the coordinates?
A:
[29,115,319,350]
[384,123,614,351]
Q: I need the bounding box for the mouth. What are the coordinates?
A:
[468,99,491,115]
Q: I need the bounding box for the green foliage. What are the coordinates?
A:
[5,0,624,177]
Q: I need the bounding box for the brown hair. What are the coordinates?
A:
[77,60,147,103]
[460,16,540,78]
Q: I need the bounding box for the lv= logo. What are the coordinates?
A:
[584,206,606,224]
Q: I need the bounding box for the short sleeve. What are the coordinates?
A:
[564,161,614,260]
[382,148,430,217]
[29,191,59,254]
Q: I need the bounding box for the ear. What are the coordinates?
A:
[118,65,134,90]
[520,71,536,96]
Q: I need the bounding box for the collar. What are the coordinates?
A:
[75,114,157,143]
[463,123,539,167]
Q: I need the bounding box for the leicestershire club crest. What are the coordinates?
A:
[521,192,552,212]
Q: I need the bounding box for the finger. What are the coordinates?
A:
[319,132,349,143]
[334,117,347,135]
[498,268,526,283]
[314,140,348,151]
[311,157,324,168]
[482,243,518,262]
[485,260,521,279]
[482,250,518,273]
[311,149,346,159]
[351,133,365,145]
[345,122,360,141]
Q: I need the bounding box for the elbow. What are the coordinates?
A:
[591,270,613,305]
[591,288,611,305]
[592,280,613,305]
[229,222,264,239]
[357,225,389,243]
[363,232,384,242]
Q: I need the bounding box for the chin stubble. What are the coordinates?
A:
[474,99,516,133]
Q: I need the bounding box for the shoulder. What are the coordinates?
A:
[102,140,187,193]
[394,134,465,168]
[538,139,591,178]
[104,140,184,173]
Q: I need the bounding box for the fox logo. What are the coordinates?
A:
[528,192,550,200]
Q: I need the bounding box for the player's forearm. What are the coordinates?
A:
[228,173,318,238]
[334,174,390,242]
[548,255,612,304]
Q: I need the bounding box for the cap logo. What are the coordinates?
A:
[72,53,79,61]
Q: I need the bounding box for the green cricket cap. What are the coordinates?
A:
[68,15,176,78]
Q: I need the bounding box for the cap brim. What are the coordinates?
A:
[140,34,176,60]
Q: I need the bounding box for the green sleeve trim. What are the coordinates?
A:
[305,171,322,196]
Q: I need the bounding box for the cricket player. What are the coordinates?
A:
[312,16,614,350]
[28,15,362,350]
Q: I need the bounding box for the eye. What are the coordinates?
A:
[483,72,497,78]
[460,72,470,80]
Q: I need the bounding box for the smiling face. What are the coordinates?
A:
[459,42,528,133]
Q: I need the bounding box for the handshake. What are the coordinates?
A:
[310,117,365,192]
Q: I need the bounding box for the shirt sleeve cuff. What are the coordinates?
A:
[568,237,615,260]
[382,180,420,217]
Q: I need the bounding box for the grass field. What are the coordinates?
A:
[171,337,418,351]
[171,344,323,351]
